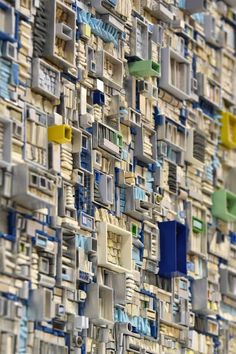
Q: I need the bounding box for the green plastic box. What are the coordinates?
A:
[212,189,236,222]
[192,217,204,233]
[116,134,123,148]
[128,60,161,78]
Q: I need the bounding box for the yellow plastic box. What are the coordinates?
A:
[48,124,72,144]
[80,23,91,38]
[221,111,236,149]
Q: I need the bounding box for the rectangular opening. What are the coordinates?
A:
[91,237,97,252]
[91,61,96,72]
[21,0,30,8]
[77,171,84,185]
[132,224,138,236]
[103,270,112,287]
[208,320,218,335]
[13,122,22,138]
[179,279,188,291]
[229,115,236,143]
[44,290,52,318]
[106,176,113,203]
[171,58,176,86]
[82,135,88,149]
[47,180,53,192]
[19,242,30,256]
[95,151,102,165]
[193,130,206,162]
[228,273,236,295]
[79,212,94,231]
[116,134,123,147]
[36,235,47,248]
[152,61,159,71]
[99,287,113,322]
[81,213,88,227]
[55,2,75,56]
[62,24,72,37]
[40,257,50,274]
[1,333,15,354]
[0,7,14,36]
[227,193,236,216]
[40,177,47,189]
[65,126,71,140]
[6,42,16,60]
[87,46,94,61]
[152,87,158,99]
[30,173,38,187]
[136,175,145,187]
[135,112,141,125]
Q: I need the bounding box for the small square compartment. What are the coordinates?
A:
[130,17,148,60]
[97,222,132,273]
[12,164,56,209]
[39,177,47,189]
[134,124,157,164]
[192,278,219,315]
[121,108,141,127]
[96,50,123,90]
[56,23,73,41]
[2,42,17,61]
[84,283,114,325]
[159,47,191,100]
[43,0,76,68]
[93,150,102,168]
[72,169,84,185]
[98,174,113,205]
[220,268,236,300]
[32,58,60,100]
[79,212,94,231]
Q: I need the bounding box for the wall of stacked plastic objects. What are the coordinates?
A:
[0,0,236,353]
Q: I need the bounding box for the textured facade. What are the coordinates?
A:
[0,0,236,353]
